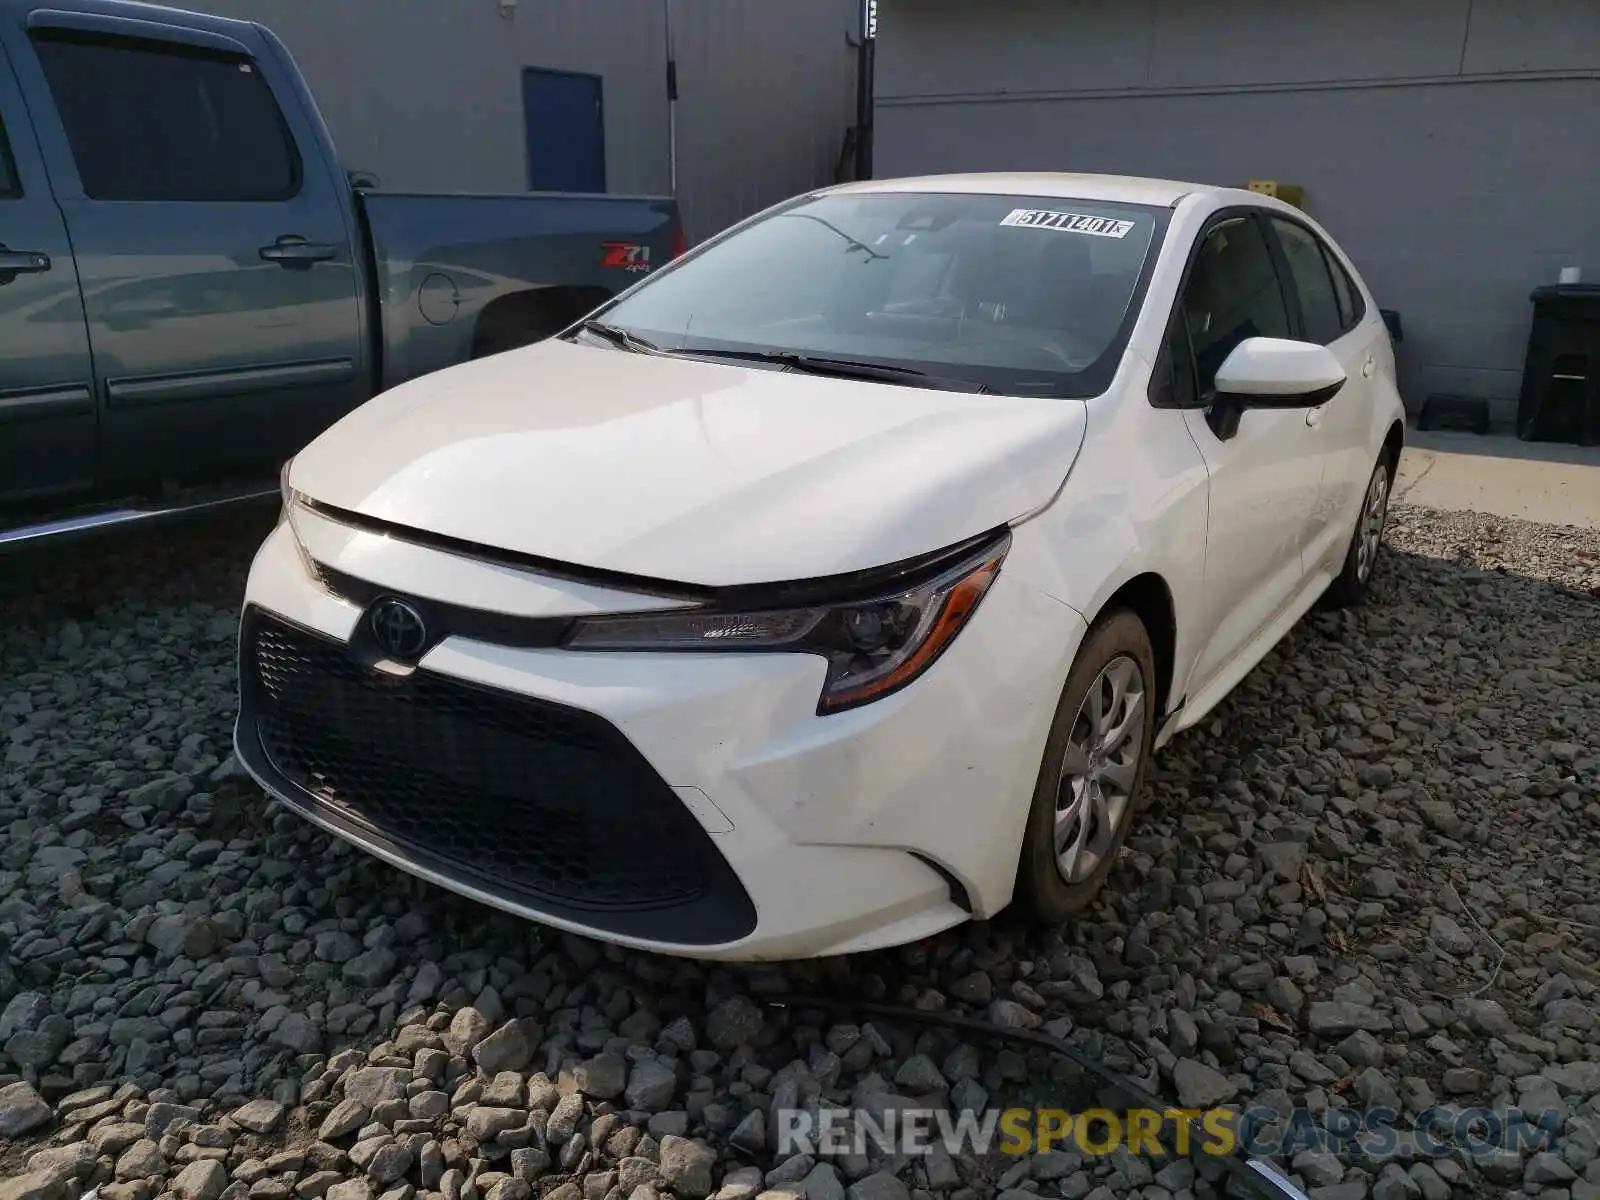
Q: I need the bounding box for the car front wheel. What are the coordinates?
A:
[1016,609,1158,923]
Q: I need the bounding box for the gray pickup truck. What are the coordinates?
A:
[0,0,682,548]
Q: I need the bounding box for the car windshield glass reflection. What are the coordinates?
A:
[589,191,1165,397]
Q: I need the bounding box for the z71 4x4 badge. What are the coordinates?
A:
[602,241,652,272]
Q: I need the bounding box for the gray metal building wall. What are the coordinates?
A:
[194,0,861,243]
[872,0,1600,419]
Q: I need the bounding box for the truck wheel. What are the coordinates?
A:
[1015,609,1158,924]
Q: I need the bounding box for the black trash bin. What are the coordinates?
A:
[1517,284,1600,446]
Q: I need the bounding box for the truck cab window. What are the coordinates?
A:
[0,117,20,198]
[31,32,299,202]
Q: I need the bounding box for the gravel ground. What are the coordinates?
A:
[2,503,1597,1200]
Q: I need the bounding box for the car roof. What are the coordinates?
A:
[823,172,1258,210]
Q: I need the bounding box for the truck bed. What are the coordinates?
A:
[358,189,682,389]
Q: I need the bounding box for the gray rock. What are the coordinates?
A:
[319,1099,371,1140]
[342,947,398,986]
[444,1007,492,1057]
[1307,1001,1391,1036]
[466,1107,526,1141]
[116,1139,167,1181]
[366,1142,414,1185]
[1525,1152,1577,1185]
[1372,1162,1421,1200]
[0,1080,53,1136]
[344,1067,409,1109]
[230,1099,286,1135]
[572,1053,627,1100]
[1356,1067,1403,1112]
[657,1135,717,1198]
[893,1055,946,1092]
[706,997,765,1051]
[1257,842,1307,880]
[25,1142,96,1184]
[1291,1150,1344,1188]
[625,1059,678,1111]
[547,1092,585,1144]
[1428,914,1476,956]
[473,1021,534,1074]
[1454,998,1518,1038]
[272,1013,320,1054]
[1173,1059,1237,1108]
[173,1160,229,1200]
[0,1173,64,1200]
[1407,1163,1449,1200]
[844,1174,909,1200]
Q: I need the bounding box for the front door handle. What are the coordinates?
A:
[1361,356,1376,380]
[259,237,339,268]
[0,246,51,283]
[1305,406,1324,428]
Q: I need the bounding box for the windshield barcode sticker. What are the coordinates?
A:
[999,209,1134,238]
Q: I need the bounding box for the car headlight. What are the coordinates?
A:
[277,459,295,526]
[564,533,1009,714]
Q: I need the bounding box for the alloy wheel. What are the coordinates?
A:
[1355,464,1391,583]
[1054,654,1145,883]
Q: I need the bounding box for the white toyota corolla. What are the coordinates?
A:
[238,172,1404,961]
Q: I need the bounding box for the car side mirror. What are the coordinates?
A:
[1206,337,1346,439]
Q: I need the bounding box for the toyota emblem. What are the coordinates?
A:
[368,597,429,661]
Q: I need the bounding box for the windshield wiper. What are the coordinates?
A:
[575,320,664,355]
[785,213,889,260]
[684,348,993,393]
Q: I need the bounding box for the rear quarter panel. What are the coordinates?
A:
[360,191,681,388]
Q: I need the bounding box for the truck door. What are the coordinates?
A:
[5,10,365,490]
[0,41,94,503]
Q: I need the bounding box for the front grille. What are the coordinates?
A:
[237,607,756,944]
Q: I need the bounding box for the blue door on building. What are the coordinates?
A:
[522,68,606,193]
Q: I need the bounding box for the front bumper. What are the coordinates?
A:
[234,513,1086,960]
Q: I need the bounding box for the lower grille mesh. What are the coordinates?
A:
[237,607,756,942]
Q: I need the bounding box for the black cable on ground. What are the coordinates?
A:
[765,994,1309,1200]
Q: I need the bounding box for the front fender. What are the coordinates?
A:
[1005,359,1212,718]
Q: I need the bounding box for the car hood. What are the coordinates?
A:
[288,338,1089,588]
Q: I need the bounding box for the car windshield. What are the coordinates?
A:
[588,190,1168,396]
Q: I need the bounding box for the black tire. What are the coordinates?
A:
[1016,609,1159,924]
[1321,449,1396,609]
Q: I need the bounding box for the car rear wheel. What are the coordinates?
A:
[1016,609,1158,923]
[1322,451,1395,608]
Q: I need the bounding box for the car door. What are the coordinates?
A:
[0,43,95,503]
[1265,215,1378,573]
[7,11,364,491]
[1172,211,1326,692]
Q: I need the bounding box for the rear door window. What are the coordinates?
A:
[32,32,299,201]
[1323,244,1365,333]
[1270,217,1344,345]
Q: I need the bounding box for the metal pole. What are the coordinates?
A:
[854,0,874,180]
[664,0,678,194]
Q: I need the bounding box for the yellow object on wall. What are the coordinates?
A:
[1246,180,1306,209]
